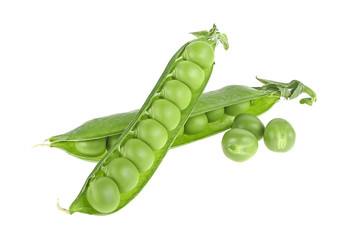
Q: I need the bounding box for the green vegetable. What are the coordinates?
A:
[232,113,265,140]
[60,25,228,215]
[221,128,258,162]
[184,114,208,135]
[264,118,296,152]
[46,78,316,162]
[74,138,107,157]
[225,101,250,116]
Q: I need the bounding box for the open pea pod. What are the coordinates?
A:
[48,77,316,162]
[59,25,229,215]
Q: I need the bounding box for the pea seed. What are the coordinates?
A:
[173,60,205,91]
[161,80,192,110]
[135,119,168,150]
[122,139,154,172]
[232,113,265,140]
[86,177,120,214]
[184,114,208,135]
[75,138,106,157]
[103,157,139,193]
[225,101,250,116]
[148,99,181,130]
[206,108,224,122]
[183,41,215,69]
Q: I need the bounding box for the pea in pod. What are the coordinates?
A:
[46,77,316,162]
[58,25,229,215]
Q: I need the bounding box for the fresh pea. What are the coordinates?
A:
[86,177,120,214]
[182,41,215,69]
[173,61,205,91]
[225,101,250,116]
[74,138,106,157]
[48,78,316,162]
[221,128,258,162]
[232,113,265,140]
[264,118,296,152]
[103,157,139,193]
[148,99,181,131]
[161,80,192,110]
[64,25,228,215]
[184,114,208,135]
[206,108,224,122]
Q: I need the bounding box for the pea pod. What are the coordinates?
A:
[59,25,229,215]
[47,77,316,162]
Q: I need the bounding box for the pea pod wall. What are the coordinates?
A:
[60,25,229,215]
[47,78,316,162]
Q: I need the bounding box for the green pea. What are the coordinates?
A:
[103,157,139,193]
[161,80,192,110]
[173,60,205,91]
[206,108,224,122]
[183,41,215,69]
[148,99,181,130]
[225,101,250,116]
[221,128,258,162]
[184,114,208,135]
[135,119,168,150]
[232,113,265,140]
[86,177,120,214]
[74,138,106,157]
[264,118,296,152]
[122,139,154,172]
[107,134,120,151]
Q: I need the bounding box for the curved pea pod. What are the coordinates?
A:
[47,78,317,162]
[59,25,229,215]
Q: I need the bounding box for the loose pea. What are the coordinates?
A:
[135,119,168,150]
[221,128,258,162]
[122,139,154,172]
[206,108,224,122]
[173,60,205,91]
[225,101,250,116]
[161,80,192,110]
[264,118,296,152]
[103,157,139,193]
[74,138,106,157]
[107,134,120,150]
[182,41,215,69]
[232,113,265,140]
[86,177,120,214]
[148,99,181,130]
[184,114,208,135]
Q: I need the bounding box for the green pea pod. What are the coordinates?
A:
[59,25,229,215]
[47,77,316,162]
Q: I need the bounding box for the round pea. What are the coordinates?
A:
[103,157,139,193]
[86,177,120,214]
[161,80,192,110]
[183,41,215,69]
[107,134,120,151]
[75,138,106,157]
[206,108,224,122]
[135,119,168,150]
[232,113,265,140]
[184,114,208,135]
[148,99,181,130]
[122,139,154,172]
[221,128,258,162]
[225,101,250,116]
[173,60,205,91]
[264,118,296,153]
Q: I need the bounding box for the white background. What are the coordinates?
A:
[1,0,356,239]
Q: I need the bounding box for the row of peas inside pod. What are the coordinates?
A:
[72,100,254,158]
[221,113,296,162]
[64,25,232,215]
